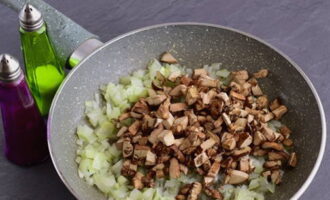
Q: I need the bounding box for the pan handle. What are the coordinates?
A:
[0,0,104,68]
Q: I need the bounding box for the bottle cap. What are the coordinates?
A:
[19,3,44,31]
[0,54,22,82]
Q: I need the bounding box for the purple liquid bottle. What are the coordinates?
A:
[0,54,48,166]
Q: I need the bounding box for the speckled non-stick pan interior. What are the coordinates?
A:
[48,23,325,200]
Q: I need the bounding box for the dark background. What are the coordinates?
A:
[0,0,329,199]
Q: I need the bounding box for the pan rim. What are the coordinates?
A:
[47,22,326,200]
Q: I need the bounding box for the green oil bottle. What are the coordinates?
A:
[19,4,65,116]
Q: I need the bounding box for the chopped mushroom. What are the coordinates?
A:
[112,60,296,196]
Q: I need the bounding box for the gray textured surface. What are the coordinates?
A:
[0,0,329,199]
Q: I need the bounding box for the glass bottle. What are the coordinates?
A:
[19,3,65,116]
[0,54,48,165]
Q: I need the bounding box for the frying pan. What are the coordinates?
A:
[1,0,326,200]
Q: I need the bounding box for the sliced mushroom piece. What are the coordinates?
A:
[145,151,157,166]
[201,138,216,151]
[180,75,192,86]
[172,116,189,133]
[194,152,209,167]
[146,94,167,106]
[259,112,274,123]
[204,186,223,200]
[268,151,288,161]
[121,160,137,177]
[198,75,219,88]
[288,152,297,167]
[122,139,134,158]
[232,70,249,84]
[283,138,293,147]
[174,138,185,147]
[230,90,246,101]
[252,146,268,157]
[132,172,144,189]
[201,90,217,105]
[262,142,284,151]
[163,113,174,129]
[128,120,141,136]
[264,160,282,169]
[247,114,254,123]
[239,156,251,172]
[132,100,150,114]
[257,95,269,109]
[231,118,248,133]
[253,131,266,145]
[119,112,130,121]
[169,84,187,96]
[158,130,175,146]
[180,164,189,175]
[156,98,171,119]
[117,126,128,137]
[168,71,182,82]
[232,146,252,157]
[170,102,188,112]
[225,170,249,185]
[230,81,242,92]
[222,113,232,126]
[170,145,185,162]
[148,126,163,145]
[272,105,288,119]
[252,84,263,96]
[222,137,236,151]
[238,132,253,148]
[253,69,269,78]
[160,52,178,64]
[187,182,202,200]
[186,86,199,105]
[176,195,186,200]
[193,68,208,78]
[205,161,221,184]
[133,145,150,160]
[280,125,292,139]
[169,158,181,179]
[271,170,282,184]
[269,98,281,111]
[262,126,276,141]
[217,92,230,105]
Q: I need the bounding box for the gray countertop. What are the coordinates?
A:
[0,0,329,199]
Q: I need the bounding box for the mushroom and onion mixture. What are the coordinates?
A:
[76,53,297,200]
